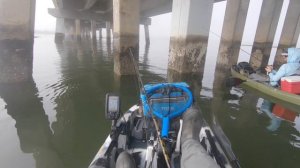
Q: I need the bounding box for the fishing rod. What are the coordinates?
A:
[129,48,171,168]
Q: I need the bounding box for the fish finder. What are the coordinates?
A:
[105,93,120,120]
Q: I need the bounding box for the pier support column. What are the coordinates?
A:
[274,0,300,67]
[250,0,283,69]
[91,20,97,39]
[113,0,139,75]
[106,21,111,40]
[83,27,88,37]
[143,18,151,44]
[216,0,250,69]
[87,27,91,38]
[55,18,65,43]
[0,0,36,83]
[63,19,75,40]
[99,28,102,39]
[71,21,76,39]
[144,25,150,45]
[75,19,81,41]
[53,0,65,43]
[168,0,214,73]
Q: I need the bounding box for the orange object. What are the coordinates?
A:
[272,104,297,122]
[281,76,300,94]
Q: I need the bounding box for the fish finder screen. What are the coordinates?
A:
[108,96,119,112]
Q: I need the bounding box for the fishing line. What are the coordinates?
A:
[128,48,150,143]
[129,48,171,168]
[200,26,248,168]
[208,26,280,63]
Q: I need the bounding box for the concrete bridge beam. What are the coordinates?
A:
[250,0,284,69]
[168,0,214,73]
[113,0,140,75]
[52,0,63,8]
[0,0,36,83]
[216,0,250,69]
[48,8,107,21]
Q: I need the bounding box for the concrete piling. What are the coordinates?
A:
[274,0,300,67]
[0,0,36,83]
[168,0,214,73]
[250,0,283,69]
[216,0,250,69]
[144,25,150,45]
[106,21,111,40]
[113,0,140,75]
[99,28,102,39]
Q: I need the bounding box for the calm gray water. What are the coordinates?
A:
[0,34,300,168]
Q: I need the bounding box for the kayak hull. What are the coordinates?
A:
[231,67,300,110]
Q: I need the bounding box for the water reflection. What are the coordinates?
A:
[0,79,64,168]
[52,38,115,168]
[1,33,300,168]
[227,87,244,111]
[167,70,203,98]
[257,98,300,137]
[106,38,112,57]
[51,37,168,167]
[227,85,300,149]
[257,99,283,132]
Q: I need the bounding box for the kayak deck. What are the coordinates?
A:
[89,105,239,168]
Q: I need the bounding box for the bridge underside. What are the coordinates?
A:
[50,0,226,21]
[2,0,300,82]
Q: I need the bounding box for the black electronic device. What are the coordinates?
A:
[105,93,120,120]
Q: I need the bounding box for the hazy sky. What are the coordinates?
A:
[35,0,56,31]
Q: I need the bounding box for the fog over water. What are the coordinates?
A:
[0,0,299,168]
